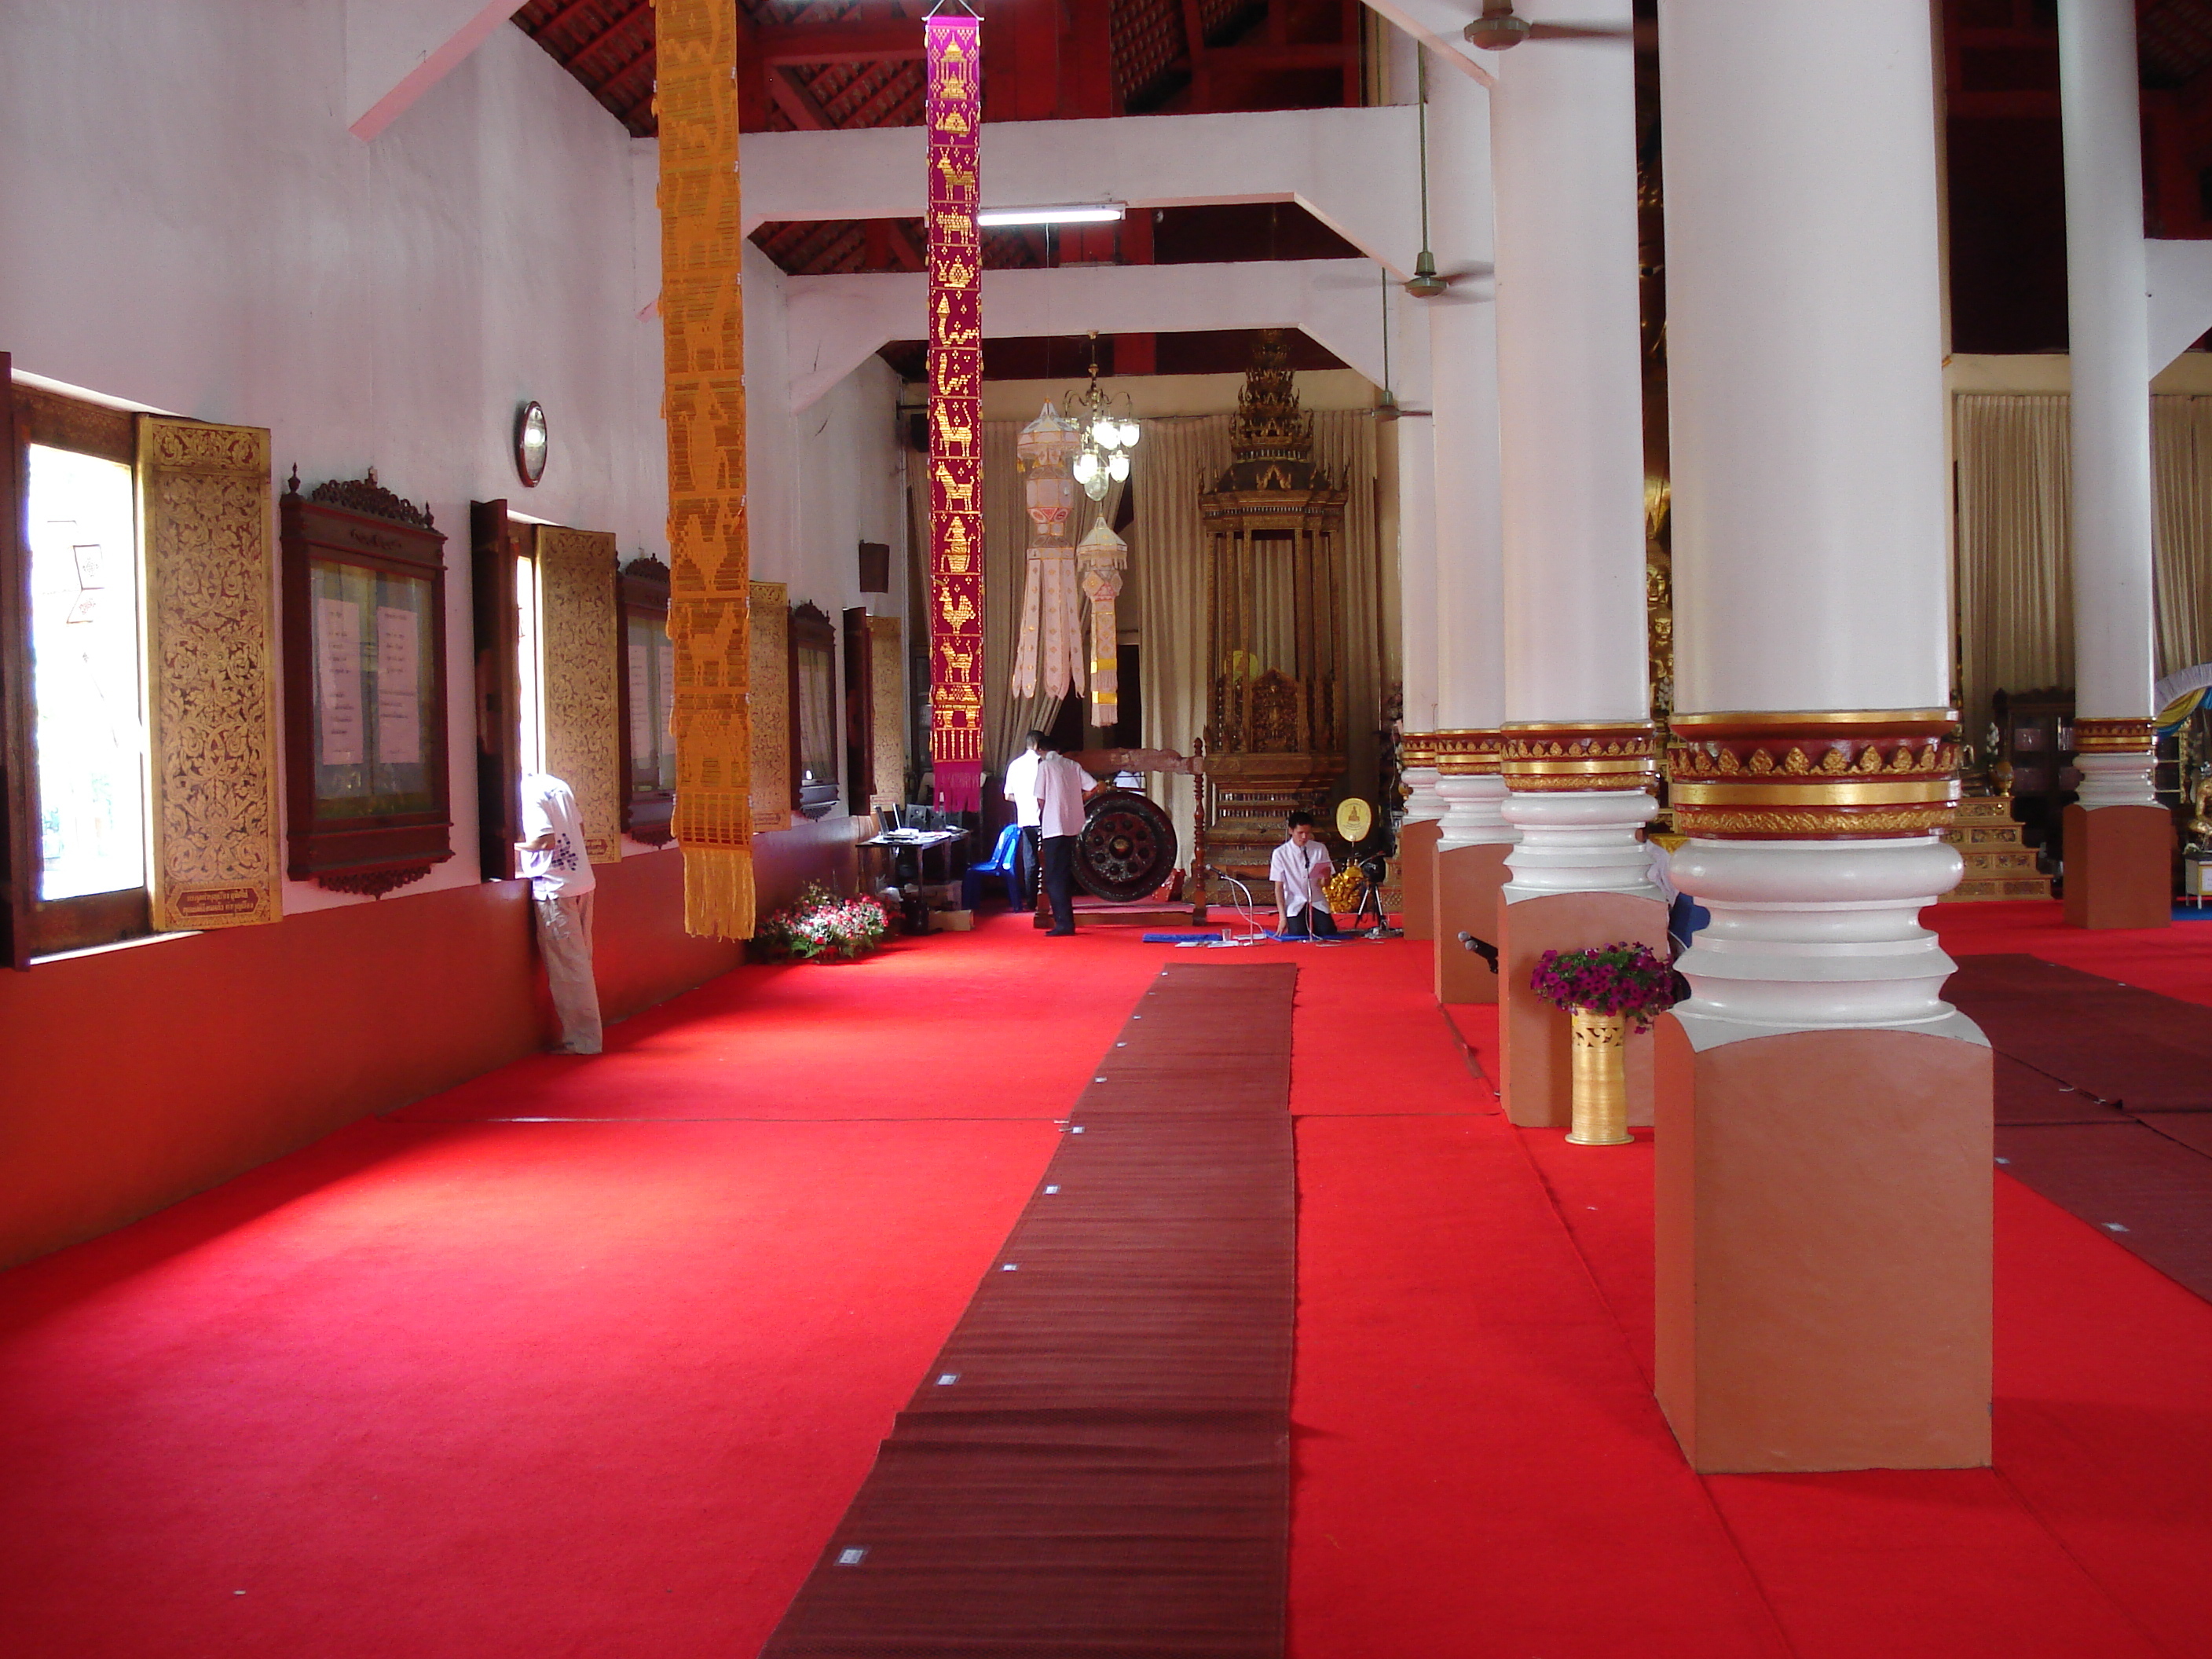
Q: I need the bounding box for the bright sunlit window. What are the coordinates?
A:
[27,443,145,902]
[515,551,546,775]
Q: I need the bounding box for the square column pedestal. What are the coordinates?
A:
[1434,842,1510,1004]
[1654,1021,1993,1472]
[1399,819,1440,942]
[2063,803,2172,930]
[1499,889,1668,1126]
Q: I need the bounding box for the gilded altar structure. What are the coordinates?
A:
[1198,331,1349,892]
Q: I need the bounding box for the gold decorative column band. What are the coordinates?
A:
[1400,731,1438,771]
[1500,720,1657,791]
[1432,729,1501,776]
[2071,716,2156,754]
[1668,709,1960,838]
[139,416,281,931]
[660,0,754,939]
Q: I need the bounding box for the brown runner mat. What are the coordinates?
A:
[1995,1124,2212,1302]
[1950,954,2212,1301]
[760,962,1298,1659]
[1947,954,2212,1111]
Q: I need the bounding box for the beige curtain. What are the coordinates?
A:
[1130,409,1384,851]
[2152,395,2212,685]
[1313,409,1386,815]
[1955,392,2212,739]
[1955,394,2073,745]
[1134,416,1234,842]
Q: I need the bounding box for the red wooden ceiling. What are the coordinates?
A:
[511,0,1366,276]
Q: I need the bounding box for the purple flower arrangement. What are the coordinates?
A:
[756,882,894,963]
[1528,941,1675,1031]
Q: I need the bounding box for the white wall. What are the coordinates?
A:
[0,3,906,904]
[740,244,911,811]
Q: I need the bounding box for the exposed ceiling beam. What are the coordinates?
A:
[769,64,837,131]
[565,6,648,74]
[754,19,925,65]
[533,0,618,45]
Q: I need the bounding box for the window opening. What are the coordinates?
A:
[27,443,145,903]
[515,548,546,775]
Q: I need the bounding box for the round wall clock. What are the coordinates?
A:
[514,401,548,487]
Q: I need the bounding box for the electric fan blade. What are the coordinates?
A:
[1526,20,1643,42]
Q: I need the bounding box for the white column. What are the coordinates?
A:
[1423,49,1512,853]
[2060,0,2159,808]
[1660,0,1972,1046]
[1397,409,1445,823]
[1489,0,1655,899]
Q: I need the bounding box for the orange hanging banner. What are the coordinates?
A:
[659,0,755,938]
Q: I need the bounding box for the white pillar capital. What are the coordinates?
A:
[1436,773,1513,850]
[1401,764,1447,824]
[2075,749,2159,810]
[1669,837,1980,1048]
[1500,789,1657,901]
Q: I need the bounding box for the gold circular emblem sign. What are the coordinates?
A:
[1335,797,1373,843]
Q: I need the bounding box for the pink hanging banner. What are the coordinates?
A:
[925,9,984,813]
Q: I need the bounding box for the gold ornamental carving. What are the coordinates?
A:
[1432,728,1502,776]
[661,0,754,938]
[140,416,282,931]
[869,614,906,809]
[1500,721,1658,792]
[1666,709,1961,839]
[537,527,624,864]
[1401,731,1439,771]
[2071,716,2156,755]
[748,580,792,833]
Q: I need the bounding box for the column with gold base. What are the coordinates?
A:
[1658,713,1987,1472]
[1434,731,1511,1001]
[1656,0,1990,1473]
[1497,724,1665,1126]
[2058,2,2170,933]
[2064,719,2171,928]
[1398,732,1443,941]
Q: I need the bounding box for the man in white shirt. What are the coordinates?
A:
[1270,811,1339,939]
[1002,732,1044,910]
[1032,737,1101,936]
[516,771,602,1055]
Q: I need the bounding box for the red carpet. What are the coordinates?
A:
[0,904,2207,1656]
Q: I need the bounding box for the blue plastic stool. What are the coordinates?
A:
[965,822,1024,910]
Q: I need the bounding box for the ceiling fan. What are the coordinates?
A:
[1374,266,1432,422]
[1401,49,1485,299]
[1464,1,1635,50]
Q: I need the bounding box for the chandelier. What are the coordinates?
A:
[1062,333,1141,500]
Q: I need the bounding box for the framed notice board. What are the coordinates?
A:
[280,469,451,895]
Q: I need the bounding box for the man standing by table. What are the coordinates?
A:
[1033,735,1101,937]
[1002,731,1044,910]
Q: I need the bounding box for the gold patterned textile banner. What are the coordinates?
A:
[749,580,793,833]
[870,614,907,808]
[660,0,753,938]
[537,527,623,863]
[927,10,985,811]
[139,417,281,931]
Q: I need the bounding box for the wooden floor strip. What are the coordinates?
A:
[761,961,1299,1659]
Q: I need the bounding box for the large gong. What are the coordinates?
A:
[1075,789,1179,903]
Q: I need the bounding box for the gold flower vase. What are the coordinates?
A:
[1566,1007,1633,1146]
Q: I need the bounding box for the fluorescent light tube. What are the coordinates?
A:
[976,203,1126,228]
